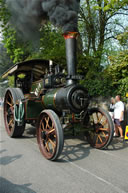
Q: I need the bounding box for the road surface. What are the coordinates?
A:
[0,107,128,193]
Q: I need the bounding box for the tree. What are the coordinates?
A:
[105,27,128,99]
[30,24,66,66]
[79,0,128,67]
[0,44,12,76]
[0,0,36,64]
[107,50,128,98]
[77,0,128,97]
[117,27,128,49]
[0,0,66,65]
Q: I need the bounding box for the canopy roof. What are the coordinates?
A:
[2,59,55,81]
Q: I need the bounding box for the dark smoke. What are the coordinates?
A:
[5,0,80,40]
[42,0,80,32]
[6,0,47,40]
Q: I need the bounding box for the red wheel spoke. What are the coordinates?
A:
[102,131,107,138]
[48,122,54,130]
[45,117,50,129]
[40,117,56,154]
[10,106,14,113]
[4,91,15,134]
[96,135,99,144]
[8,92,13,101]
[102,119,107,126]
[37,110,64,160]
[98,135,103,143]
[85,109,113,149]
[4,90,25,137]
[41,121,45,131]
[48,129,55,134]
[6,100,13,107]
[99,128,109,131]
[49,138,56,150]
[8,118,13,126]
[45,140,50,152]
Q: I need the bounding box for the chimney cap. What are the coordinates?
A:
[63,32,79,39]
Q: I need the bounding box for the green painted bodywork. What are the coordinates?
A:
[24,79,45,119]
[25,98,44,119]
[25,81,60,119]
[43,88,59,109]
[31,80,43,96]
[25,88,59,119]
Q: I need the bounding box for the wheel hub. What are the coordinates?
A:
[95,123,103,133]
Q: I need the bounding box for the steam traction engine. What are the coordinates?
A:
[3,32,114,160]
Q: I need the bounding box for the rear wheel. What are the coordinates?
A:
[3,88,25,137]
[37,110,64,161]
[84,107,114,149]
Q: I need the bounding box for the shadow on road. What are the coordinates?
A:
[8,124,128,162]
[20,126,91,162]
[0,140,5,143]
[106,138,128,151]
[0,177,36,193]
[58,135,128,162]
[58,137,91,163]
[0,149,7,154]
[0,154,22,165]
[23,126,36,138]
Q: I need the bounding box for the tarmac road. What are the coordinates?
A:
[0,107,128,193]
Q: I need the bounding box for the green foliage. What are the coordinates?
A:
[0,0,33,64]
[117,27,128,48]
[0,0,10,25]
[3,28,25,63]
[0,44,12,76]
[92,0,128,12]
[103,0,128,11]
[107,50,128,99]
[8,76,14,87]
[79,0,128,67]
[30,25,66,66]
[80,71,114,97]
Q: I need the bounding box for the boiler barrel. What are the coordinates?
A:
[42,85,89,114]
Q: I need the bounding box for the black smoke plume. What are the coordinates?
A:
[5,0,46,40]
[6,0,80,40]
[42,0,80,32]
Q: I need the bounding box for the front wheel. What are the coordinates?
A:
[3,88,25,137]
[37,110,64,161]
[84,107,114,149]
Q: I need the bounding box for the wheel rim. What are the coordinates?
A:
[4,91,15,135]
[86,110,111,149]
[37,112,57,160]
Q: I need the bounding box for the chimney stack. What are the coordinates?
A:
[63,32,79,86]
